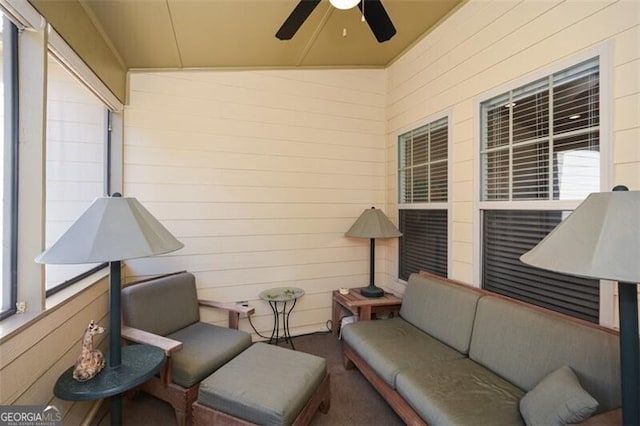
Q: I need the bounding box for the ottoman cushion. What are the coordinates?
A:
[198,342,327,426]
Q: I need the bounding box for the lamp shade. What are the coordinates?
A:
[520,190,640,283]
[329,0,360,10]
[36,195,184,264]
[345,207,402,239]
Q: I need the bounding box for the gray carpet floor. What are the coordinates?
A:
[96,332,404,425]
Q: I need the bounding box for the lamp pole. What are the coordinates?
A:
[360,237,384,298]
[369,238,375,287]
[109,260,122,368]
[611,185,640,426]
[108,260,123,425]
[618,281,639,425]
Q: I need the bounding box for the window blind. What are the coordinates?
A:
[399,209,448,280]
[483,210,599,323]
[398,117,448,203]
[481,58,600,202]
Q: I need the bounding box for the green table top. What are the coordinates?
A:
[259,287,305,302]
[54,344,164,401]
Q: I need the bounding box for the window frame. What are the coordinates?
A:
[0,7,123,322]
[473,45,613,325]
[0,16,19,320]
[397,114,452,280]
[43,57,112,296]
[480,58,601,203]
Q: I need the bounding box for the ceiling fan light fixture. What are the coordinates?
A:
[329,0,360,10]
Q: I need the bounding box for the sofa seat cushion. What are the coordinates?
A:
[167,321,252,388]
[198,342,327,425]
[341,317,465,388]
[396,358,525,426]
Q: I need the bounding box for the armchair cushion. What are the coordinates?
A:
[122,272,200,336]
[167,322,252,388]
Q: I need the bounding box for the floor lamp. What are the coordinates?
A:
[520,186,639,426]
[36,193,183,424]
[345,207,402,298]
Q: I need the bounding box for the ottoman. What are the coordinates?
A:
[192,342,330,426]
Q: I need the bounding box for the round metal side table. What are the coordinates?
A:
[259,287,304,349]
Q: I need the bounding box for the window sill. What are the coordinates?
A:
[0,268,109,343]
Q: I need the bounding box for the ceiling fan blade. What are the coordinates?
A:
[358,0,396,43]
[276,0,322,40]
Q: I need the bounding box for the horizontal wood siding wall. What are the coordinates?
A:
[124,69,387,336]
[0,277,109,423]
[385,0,639,288]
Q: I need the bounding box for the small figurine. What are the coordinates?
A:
[73,321,106,382]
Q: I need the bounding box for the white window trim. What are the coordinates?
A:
[472,42,613,325]
[0,0,43,30]
[47,26,123,112]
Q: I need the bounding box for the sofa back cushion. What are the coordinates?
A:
[399,273,482,354]
[122,271,200,336]
[469,296,621,412]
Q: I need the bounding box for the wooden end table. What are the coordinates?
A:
[331,288,402,335]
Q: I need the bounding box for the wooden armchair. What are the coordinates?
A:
[121,271,254,426]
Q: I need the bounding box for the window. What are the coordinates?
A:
[483,210,599,322]
[398,117,448,279]
[480,58,601,322]
[481,59,600,201]
[399,210,447,280]
[44,54,109,294]
[0,16,18,320]
[399,117,448,203]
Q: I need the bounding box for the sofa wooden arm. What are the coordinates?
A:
[121,325,183,356]
[573,408,622,426]
[198,300,255,329]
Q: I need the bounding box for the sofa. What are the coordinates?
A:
[341,272,623,426]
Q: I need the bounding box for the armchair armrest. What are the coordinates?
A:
[122,325,183,356]
[198,299,255,329]
[198,299,255,315]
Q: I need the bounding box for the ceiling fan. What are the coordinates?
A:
[276,0,396,43]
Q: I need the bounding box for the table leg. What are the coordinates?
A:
[267,301,278,344]
[280,301,288,345]
[284,299,297,350]
[332,298,341,336]
[111,394,122,426]
[360,305,372,321]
